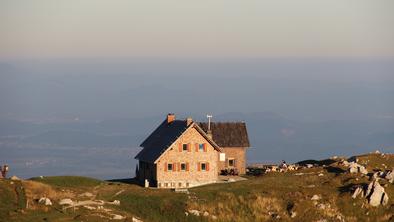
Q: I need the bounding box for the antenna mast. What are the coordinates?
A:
[207,114,213,131]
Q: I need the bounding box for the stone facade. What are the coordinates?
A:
[156,127,220,188]
[218,147,247,175]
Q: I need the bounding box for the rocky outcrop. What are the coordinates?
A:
[348,162,368,175]
[365,180,389,207]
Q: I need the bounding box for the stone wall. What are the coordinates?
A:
[218,147,247,174]
[156,126,219,188]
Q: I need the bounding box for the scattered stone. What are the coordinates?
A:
[185,212,189,216]
[39,176,44,179]
[317,203,326,210]
[311,195,321,201]
[211,215,218,220]
[132,217,143,222]
[58,198,73,205]
[203,211,209,217]
[79,192,94,198]
[290,211,297,218]
[341,160,350,166]
[306,164,313,168]
[375,150,381,154]
[108,200,120,205]
[38,197,52,206]
[318,173,324,177]
[83,205,96,210]
[112,214,124,220]
[10,175,21,181]
[188,209,200,216]
[306,185,316,188]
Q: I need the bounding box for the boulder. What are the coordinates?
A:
[132,217,143,222]
[108,200,120,205]
[112,214,124,220]
[366,180,389,207]
[385,170,394,183]
[10,175,21,181]
[188,209,200,216]
[38,197,52,206]
[311,195,321,201]
[348,162,368,175]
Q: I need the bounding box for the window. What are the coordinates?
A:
[181,163,186,171]
[167,163,173,171]
[178,182,182,187]
[164,183,168,187]
[186,182,189,187]
[228,159,235,167]
[199,144,204,152]
[158,183,161,188]
[182,144,188,151]
[201,163,207,171]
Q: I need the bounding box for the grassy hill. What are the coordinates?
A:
[1,153,393,222]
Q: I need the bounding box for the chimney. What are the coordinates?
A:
[207,130,213,139]
[186,117,193,126]
[167,113,175,124]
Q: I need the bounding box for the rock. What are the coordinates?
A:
[306,164,313,168]
[112,214,124,220]
[185,212,189,216]
[228,178,236,182]
[132,217,142,222]
[79,192,94,197]
[348,162,368,174]
[385,170,394,183]
[203,211,209,217]
[359,166,368,175]
[366,180,389,207]
[108,200,120,205]
[342,160,350,166]
[317,203,326,210]
[211,215,218,220]
[290,211,297,218]
[10,175,21,181]
[318,173,324,177]
[83,205,96,210]
[311,195,321,201]
[58,198,73,205]
[375,150,381,154]
[38,197,52,206]
[352,186,364,199]
[188,209,200,216]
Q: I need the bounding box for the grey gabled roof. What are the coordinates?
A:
[197,122,250,147]
[135,120,220,163]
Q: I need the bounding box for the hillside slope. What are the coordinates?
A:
[1,153,393,222]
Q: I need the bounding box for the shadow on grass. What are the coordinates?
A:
[324,166,347,175]
[106,177,141,186]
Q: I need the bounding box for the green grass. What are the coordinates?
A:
[30,176,103,187]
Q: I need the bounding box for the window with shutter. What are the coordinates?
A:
[195,143,199,152]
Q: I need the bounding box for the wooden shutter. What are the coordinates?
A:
[206,162,210,171]
[186,163,189,171]
[197,162,201,171]
[187,143,191,152]
[177,163,181,171]
[178,143,182,152]
[164,162,168,172]
[195,143,198,152]
[203,143,207,152]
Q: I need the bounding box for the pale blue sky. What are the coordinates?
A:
[1,0,394,59]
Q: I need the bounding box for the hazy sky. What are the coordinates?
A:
[1,0,394,59]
